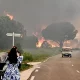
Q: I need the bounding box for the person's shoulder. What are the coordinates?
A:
[19,56,23,59]
[17,56,23,59]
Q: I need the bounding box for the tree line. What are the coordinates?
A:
[0,16,77,49]
[0,16,38,49]
[0,16,25,49]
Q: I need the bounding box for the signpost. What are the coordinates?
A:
[6,32,22,46]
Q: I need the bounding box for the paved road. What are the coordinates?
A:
[28,50,80,80]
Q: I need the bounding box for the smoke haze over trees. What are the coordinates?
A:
[0,0,80,49]
[42,22,78,47]
[22,36,38,48]
[0,0,80,35]
[0,16,26,49]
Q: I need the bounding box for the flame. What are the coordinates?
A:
[36,37,60,48]
[36,36,79,48]
[47,40,59,48]
[36,37,45,48]
[4,11,13,20]
[33,32,45,48]
[34,24,79,48]
[6,14,13,20]
[63,40,79,48]
[35,34,79,48]
[41,25,47,31]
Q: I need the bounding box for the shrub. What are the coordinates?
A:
[23,52,33,62]
[20,63,33,71]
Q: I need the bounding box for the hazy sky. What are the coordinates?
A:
[0,0,80,35]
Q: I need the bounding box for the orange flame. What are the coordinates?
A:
[47,40,59,48]
[36,37,45,48]
[4,11,14,20]
[36,37,79,48]
[6,14,13,20]
[41,25,47,31]
[36,37,60,48]
[34,24,79,48]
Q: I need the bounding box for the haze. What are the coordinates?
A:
[0,0,80,35]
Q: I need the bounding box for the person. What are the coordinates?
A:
[2,48,23,80]
[12,46,23,69]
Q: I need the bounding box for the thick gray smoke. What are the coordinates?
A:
[0,0,80,35]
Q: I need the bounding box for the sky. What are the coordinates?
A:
[0,0,80,35]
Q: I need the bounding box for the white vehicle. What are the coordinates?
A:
[61,47,72,58]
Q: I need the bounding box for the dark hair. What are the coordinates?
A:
[13,46,17,49]
[8,48,17,64]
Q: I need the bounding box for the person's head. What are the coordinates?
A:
[8,48,17,64]
[13,46,17,51]
[13,46,17,48]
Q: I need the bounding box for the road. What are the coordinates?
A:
[28,51,80,80]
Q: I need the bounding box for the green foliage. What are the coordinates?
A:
[20,63,33,71]
[23,48,60,62]
[32,53,50,61]
[19,48,60,71]
[23,52,33,62]
[42,22,78,47]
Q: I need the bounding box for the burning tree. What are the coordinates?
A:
[42,22,78,48]
[0,16,26,49]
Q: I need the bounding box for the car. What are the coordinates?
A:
[61,47,72,58]
[0,63,7,79]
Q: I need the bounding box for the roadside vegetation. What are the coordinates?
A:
[20,48,60,71]
[23,48,60,62]
[20,63,33,71]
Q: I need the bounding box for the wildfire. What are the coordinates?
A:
[36,36,78,48]
[63,40,78,48]
[36,37,60,48]
[4,11,13,20]
[36,38,75,48]
[63,40,71,47]
[37,25,60,48]
[41,25,47,31]
[34,25,79,48]
[47,40,59,48]
[6,14,13,20]
[64,41,71,44]
[36,37,45,48]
